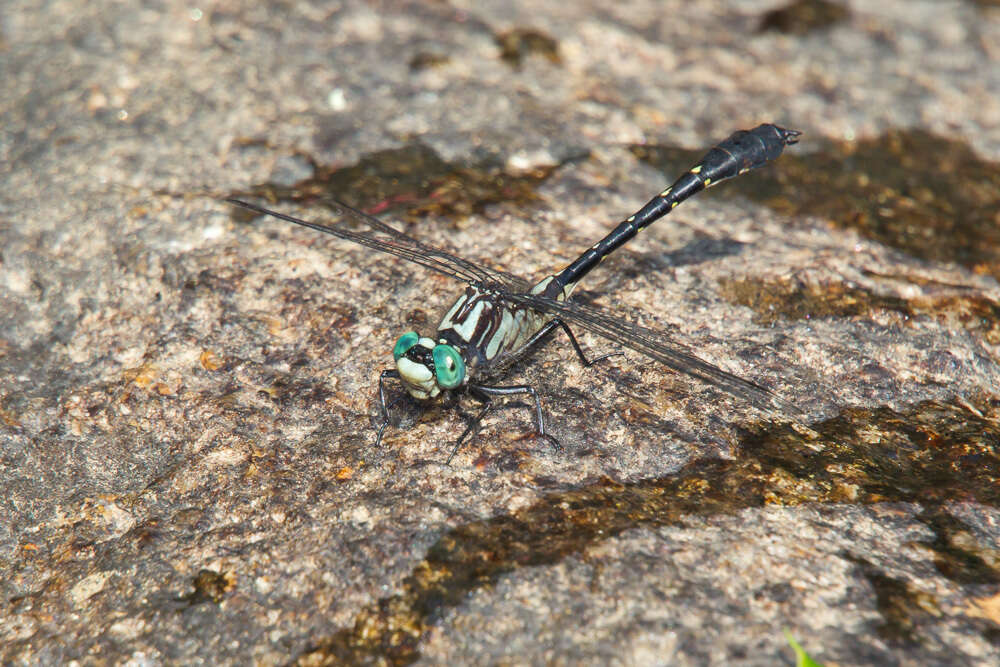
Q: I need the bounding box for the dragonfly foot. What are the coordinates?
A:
[584,351,624,367]
[539,432,562,452]
[374,418,391,448]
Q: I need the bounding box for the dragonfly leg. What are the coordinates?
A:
[447,398,496,465]
[552,319,623,367]
[374,369,401,447]
[518,319,623,368]
[468,383,562,453]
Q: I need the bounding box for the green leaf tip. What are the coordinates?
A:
[783,629,823,667]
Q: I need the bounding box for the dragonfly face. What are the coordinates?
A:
[392,331,467,400]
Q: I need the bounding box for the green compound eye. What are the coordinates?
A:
[393,331,420,361]
[432,344,465,389]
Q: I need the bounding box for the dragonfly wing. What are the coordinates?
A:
[226,198,530,293]
[509,293,802,415]
[321,198,532,291]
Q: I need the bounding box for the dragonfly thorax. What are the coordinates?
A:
[392,331,467,400]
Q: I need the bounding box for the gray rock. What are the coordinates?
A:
[2,1,999,665]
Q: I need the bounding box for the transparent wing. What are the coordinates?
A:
[226,198,532,293]
[507,292,802,415]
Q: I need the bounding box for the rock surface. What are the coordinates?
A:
[2,0,999,664]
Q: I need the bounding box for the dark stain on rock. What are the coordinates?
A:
[759,0,850,34]
[495,28,561,68]
[256,373,334,409]
[916,509,1000,585]
[718,276,910,324]
[408,51,451,71]
[717,276,1000,345]
[631,129,1000,279]
[151,569,236,613]
[231,142,580,228]
[844,554,943,644]
[180,569,234,607]
[299,396,1000,664]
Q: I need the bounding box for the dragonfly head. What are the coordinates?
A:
[392,331,466,400]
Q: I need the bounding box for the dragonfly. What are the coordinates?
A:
[228,123,802,461]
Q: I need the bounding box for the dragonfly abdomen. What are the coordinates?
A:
[546,124,800,298]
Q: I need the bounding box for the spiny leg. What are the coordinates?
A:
[552,319,622,367]
[374,369,401,447]
[446,322,616,462]
[447,396,496,465]
[519,318,623,368]
[459,382,561,455]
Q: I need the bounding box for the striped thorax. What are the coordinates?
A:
[393,276,573,400]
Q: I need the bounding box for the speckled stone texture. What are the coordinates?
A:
[2,1,999,665]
